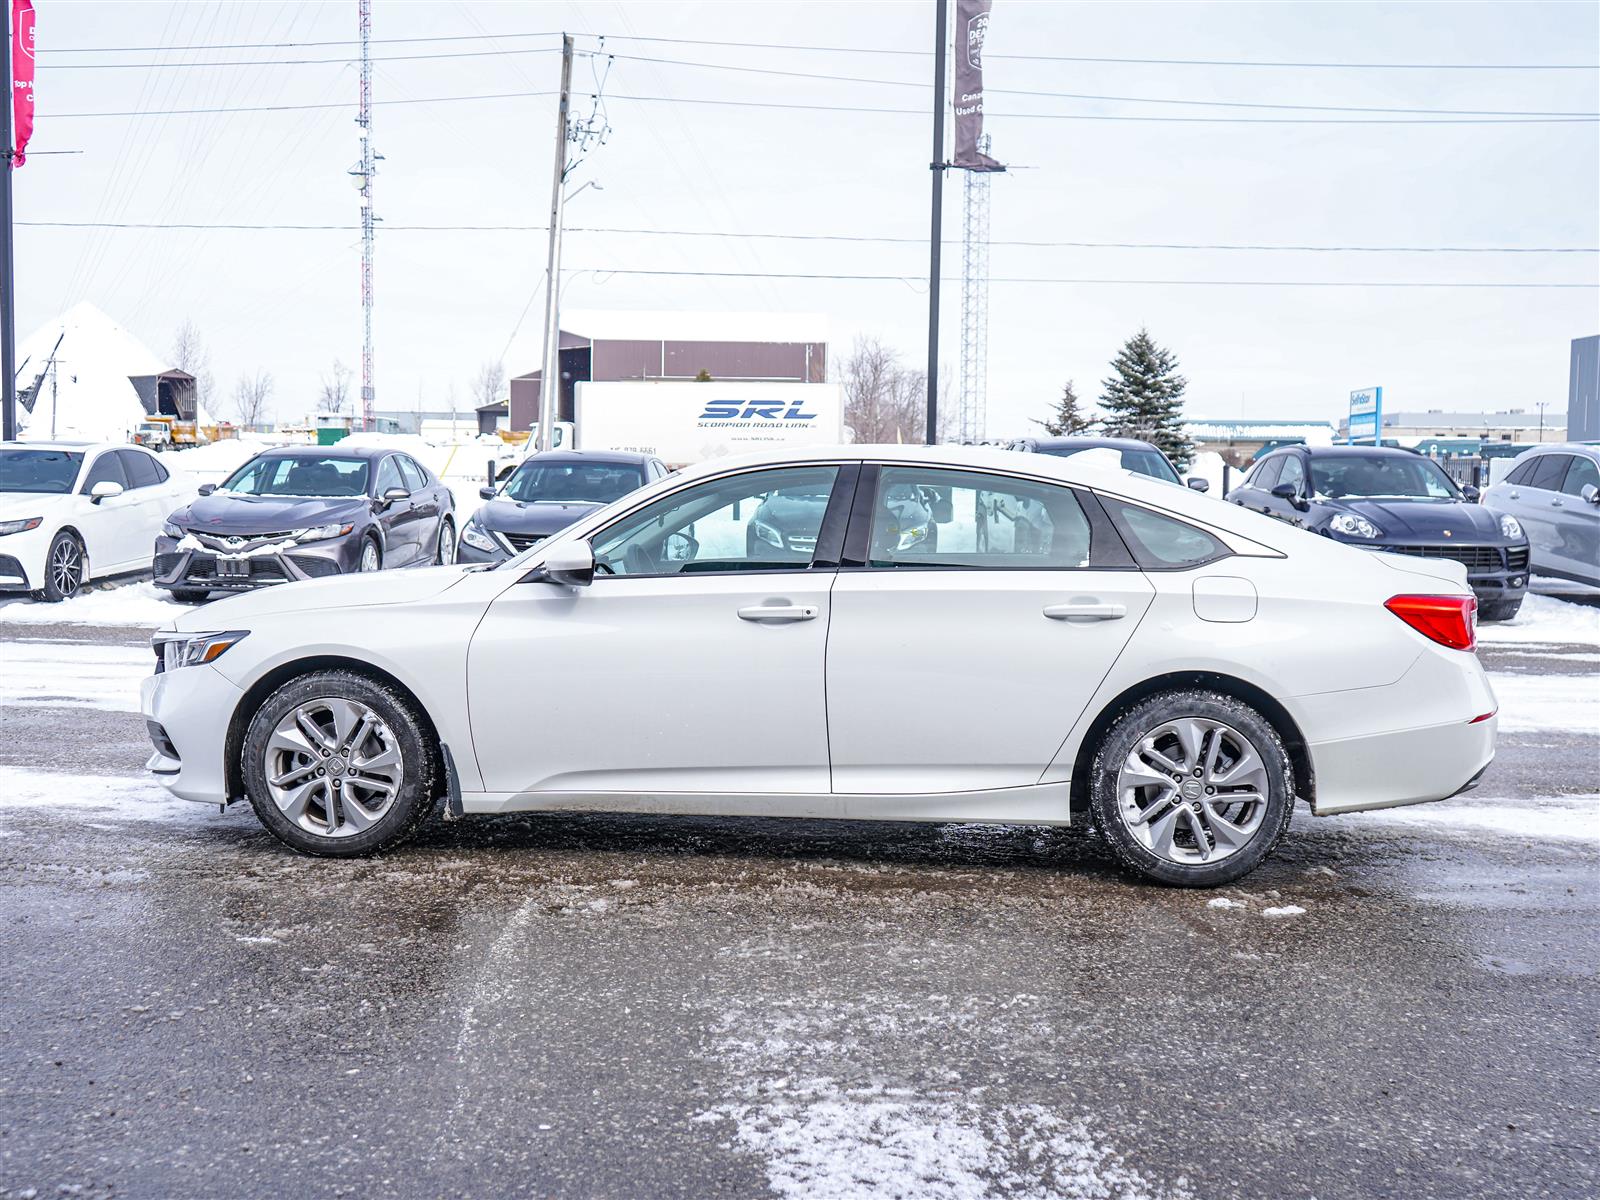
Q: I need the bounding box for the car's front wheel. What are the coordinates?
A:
[35,531,86,602]
[435,518,456,565]
[1479,596,1523,623]
[241,670,438,857]
[1089,689,1293,887]
[358,536,382,573]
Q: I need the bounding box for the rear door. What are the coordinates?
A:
[1514,453,1572,572]
[1553,455,1600,581]
[825,464,1155,795]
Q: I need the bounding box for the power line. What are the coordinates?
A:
[573,268,1596,288]
[46,28,1600,70]
[44,87,1598,123]
[40,46,562,70]
[18,219,1597,254]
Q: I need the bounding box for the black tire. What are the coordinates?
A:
[434,517,456,565]
[34,530,86,603]
[1089,689,1294,888]
[357,535,382,573]
[241,669,438,858]
[1479,597,1523,623]
[169,588,211,605]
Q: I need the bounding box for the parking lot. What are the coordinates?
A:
[0,587,1594,1199]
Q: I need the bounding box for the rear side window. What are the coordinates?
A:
[81,451,130,492]
[1527,454,1571,491]
[1504,459,1537,486]
[1561,455,1599,497]
[120,449,168,488]
[1250,456,1283,490]
[1099,496,1230,569]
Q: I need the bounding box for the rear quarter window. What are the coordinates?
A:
[1099,495,1231,569]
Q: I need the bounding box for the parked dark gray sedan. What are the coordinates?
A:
[154,445,455,602]
[1481,443,1600,587]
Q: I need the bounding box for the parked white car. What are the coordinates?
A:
[142,445,1498,886]
[0,441,194,601]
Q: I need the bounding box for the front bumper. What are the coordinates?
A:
[0,521,54,591]
[153,532,358,593]
[141,663,246,804]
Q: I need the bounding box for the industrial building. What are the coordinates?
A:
[1334,409,1568,448]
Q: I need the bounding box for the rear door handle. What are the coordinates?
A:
[737,604,819,623]
[1043,602,1127,621]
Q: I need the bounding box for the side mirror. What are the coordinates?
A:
[479,486,497,501]
[197,482,216,496]
[1186,477,1210,493]
[376,487,410,507]
[529,538,595,587]
[1462,485,1481,502]
[89,480,124,503]
[1583,483,1600,506]
[664,531,699,562]
[1270,482,1298,500]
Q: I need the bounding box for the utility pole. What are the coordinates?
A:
[535,34,574,454]
[1,6,16,442]
[355,0,377,431]
[1536,401,1548,443]
[925,0,948,446]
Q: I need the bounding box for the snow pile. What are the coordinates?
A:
[1485,671,1600,737]
[1479,595,1600,647]
[1362,792,1598,843]
[0,580,184,627]
[15,302,167,443]
[163,433,291,485]
[1185,450,1232,495]
[0,639,147,712]
[0,766,206,824]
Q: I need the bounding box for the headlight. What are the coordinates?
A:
[1499,514,1523,539]
[753,520,783,549]
[162,520,184,539]
[1329,513,1381,539]
[293,523,355,543]
[896,524,930,550]
[459,519,499,553]
[0,517,41,536]
[154,630,250,671]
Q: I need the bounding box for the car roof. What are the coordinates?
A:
[1026,436,1166,454]
[1285,445,1419,457]
[517,450,655,466]
[1,439,109,451]
[1508,442,1600,461]
[254,444,394,460]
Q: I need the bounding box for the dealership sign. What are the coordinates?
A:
[1348,386,1383,444]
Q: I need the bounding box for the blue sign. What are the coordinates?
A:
[1348,386,1383,444]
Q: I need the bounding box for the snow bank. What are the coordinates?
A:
[15,302,165,443]
[1479,594,1600,647]
[0,580,183,627]
[0,766,207,824]
[0,639,147,712]
[1487,671,1600,737]
[1361,792,1598,843]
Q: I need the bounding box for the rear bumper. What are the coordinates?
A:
[1309,714,1497,815]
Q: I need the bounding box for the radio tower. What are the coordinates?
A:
[957,134,993,444]
[354,0,377,429]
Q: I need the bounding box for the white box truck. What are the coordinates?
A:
[556,380,844,466]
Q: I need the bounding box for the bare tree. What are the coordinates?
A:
[843,336,921,444]
[169,319,214,412]
[319,359,352,414]
[230,370,274,428]
[471,359,506,410]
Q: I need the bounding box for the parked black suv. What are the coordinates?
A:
[1227,445,1530,620]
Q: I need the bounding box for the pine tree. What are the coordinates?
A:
[1033,379,1094,437]
[1098,328,1192,469]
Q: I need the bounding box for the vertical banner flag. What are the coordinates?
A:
[951,0,1002,171]
[12,0,35,167]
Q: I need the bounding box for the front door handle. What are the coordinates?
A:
[737,604,819,623]
[1043,602,1127,621]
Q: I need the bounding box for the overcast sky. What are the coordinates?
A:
[18,0,1600,433]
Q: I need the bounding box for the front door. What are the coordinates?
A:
[76,450,145,573]
[466,463,853,797]
[826,465,1155,794]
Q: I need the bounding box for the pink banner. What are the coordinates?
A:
[12,0,35,167]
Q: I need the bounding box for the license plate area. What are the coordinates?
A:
[216,557,250,579]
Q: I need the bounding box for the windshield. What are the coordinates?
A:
[0,448,85,494]
[503,461,645,505]
[1310,455,1461,501]
[1037,444,1181,484]
[220,454,370,498]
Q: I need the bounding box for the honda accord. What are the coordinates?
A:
[142,445,1497,887]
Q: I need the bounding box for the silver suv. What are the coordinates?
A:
[1481,444,1600,588]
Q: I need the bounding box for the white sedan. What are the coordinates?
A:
[141,445,1498,886]
[0,440,194,601]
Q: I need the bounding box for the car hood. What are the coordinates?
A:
[0,491,73,518]
[475,498,604,536]
[1321,497,1504,541]
[168,563,476,631]
[756,493,829,530]
[175,492,370,534]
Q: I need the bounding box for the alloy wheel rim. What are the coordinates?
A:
[361,541,379,571]
[51,539,83,597]
[438,523,455,565]
[263,698,403,838]
[1115,716,1269,866]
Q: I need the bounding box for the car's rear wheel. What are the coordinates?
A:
[35,531,86,603]
[1089,689,1293,887]
[435,518,456,565]
[241,670,438,857]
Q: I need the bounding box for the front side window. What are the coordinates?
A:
[1100,496,1230,569]
[398,456,428,491]
[1250,456,1284,490]
[1309,454,1460,501]
[866,467,1094,569]
[592,465,840,577]
[81,451,130,492]
[221,454,370,498]
[1276,456,1306,494]
[504,461,646,505]
[374,457,405,496]
[0,448,83,494]
[1560,455,1599,497]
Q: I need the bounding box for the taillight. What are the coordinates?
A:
[1385,594,1477,651]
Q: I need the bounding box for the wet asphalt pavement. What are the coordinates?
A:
[1,618,1596,1199]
